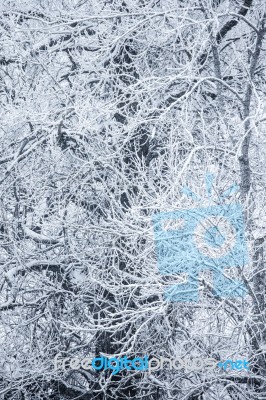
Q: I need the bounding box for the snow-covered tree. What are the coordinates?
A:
[0,0,265,399]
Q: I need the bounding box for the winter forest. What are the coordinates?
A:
[0,0,266,399]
